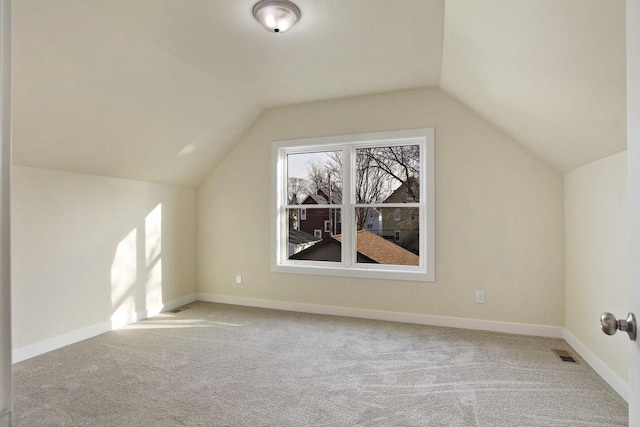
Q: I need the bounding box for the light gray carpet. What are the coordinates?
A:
[13,302,628,426]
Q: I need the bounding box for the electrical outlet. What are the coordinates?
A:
[476,290,485,304]
[235,274,242,285]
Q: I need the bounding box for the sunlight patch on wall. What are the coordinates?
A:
[110,204,165,328]
[110,228,137,328]
[145,204,163,313]
[146,259,163,313]
[145,204,162,264]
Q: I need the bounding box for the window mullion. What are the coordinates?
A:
[278,148,288,264]
[342,146,354,266]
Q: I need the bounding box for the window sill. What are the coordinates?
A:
[272,263,434,282]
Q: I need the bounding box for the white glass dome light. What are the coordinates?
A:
[252,0,301,34]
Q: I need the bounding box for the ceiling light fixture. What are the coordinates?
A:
[252,0,301,34]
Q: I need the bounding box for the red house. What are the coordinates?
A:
[298,189,341,239]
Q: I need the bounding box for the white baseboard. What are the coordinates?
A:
[196,293,564,338]
[563,329,628,402]
[13,320,111,364]
[12,293,197,364]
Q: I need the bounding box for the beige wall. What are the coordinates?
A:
[11,166,197,349]
[198,88,565,326]
[565,151,629,383]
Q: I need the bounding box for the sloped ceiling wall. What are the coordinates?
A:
[441,0,627,173]
[12,0,263,187]
[11,0,627,186]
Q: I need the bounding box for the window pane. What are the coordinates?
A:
[355,145,420,204]
[287,151,342,205]
[355,207,419,266]
[287,208,342,262]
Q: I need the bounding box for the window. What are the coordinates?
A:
[272,128,435,282]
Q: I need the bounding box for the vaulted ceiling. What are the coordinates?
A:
[12,0,627,187]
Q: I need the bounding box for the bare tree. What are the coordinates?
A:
[287,177,308,205]
[306,163,328,195]
[358,145,420,202]
[353,145,420,228]
[287,178,309,230]
[306,156,342,203]
[296,145,420,231]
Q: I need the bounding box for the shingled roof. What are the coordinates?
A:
[288,229,321,246]
[334,230,419,266]
[302,189,341,205]
[306,194,329,204]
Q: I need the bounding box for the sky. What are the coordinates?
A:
[287,151,337,179]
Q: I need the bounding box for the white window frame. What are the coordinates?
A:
[394,208,401,221]
[300,208,306,220]
[271,128,435,282]
[394,230,401,241]
[313,229,322,238]
[324,220,330,232]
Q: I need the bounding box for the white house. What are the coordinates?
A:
[363,208,382,235]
